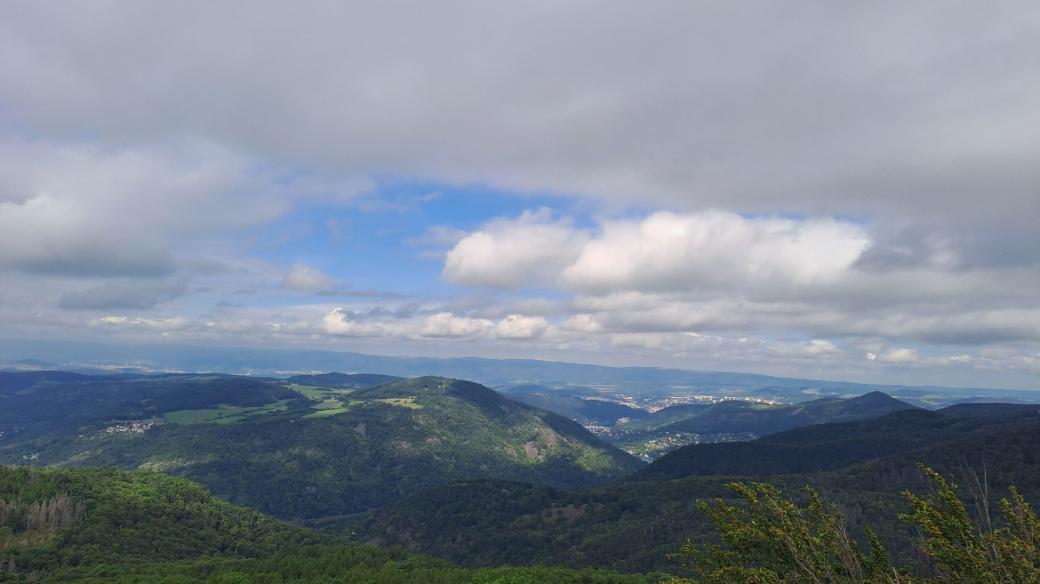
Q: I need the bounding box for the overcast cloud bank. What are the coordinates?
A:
[1,1,1038,388]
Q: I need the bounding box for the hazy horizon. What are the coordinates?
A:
[3,336,1039,393]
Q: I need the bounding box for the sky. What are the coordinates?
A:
[1,1,1039,389]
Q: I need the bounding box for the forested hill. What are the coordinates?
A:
[0,466,651,583]
[637,399,1039,481]
[0,373,641,520]
[352,405,1040,571]
[605,391,918,460]
[655,390,918,435]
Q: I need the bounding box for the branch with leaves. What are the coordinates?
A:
[669,466,1039,583]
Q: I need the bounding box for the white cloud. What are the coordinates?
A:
[495,314,549,339]
[420,312,493,338]
[444,210,871,296]
[322,308,391,337]
[801,339,839,356]
[2,298,1025,388]
[282,264,333,291]
[322,308,493,339]
[876,348,920,364]
[609,332,694,351]
[439,211,1040,354]
[561,211,870,294]
[443,209,586,289]
[561,314,602,333]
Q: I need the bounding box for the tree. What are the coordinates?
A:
[669,466,1039,583]
[902,466,1039,583]
[667,482,906,583]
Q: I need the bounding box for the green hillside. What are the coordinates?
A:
[0,466,652,583]
[352,406,1040,571]
[0,375,641,520]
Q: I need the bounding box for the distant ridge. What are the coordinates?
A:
[503,391,650,426]
[937,402,1040,418]
[4,339,1038,407]
[657,390,917,435]
[632,407,937,481]
[287,372,402,388]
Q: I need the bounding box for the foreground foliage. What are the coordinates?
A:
[669,466,1039,583]
[902,468,1039,583]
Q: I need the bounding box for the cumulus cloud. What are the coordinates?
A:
[877,348,920,364]
[561,314,603,333]
[322,308,391,337]
[6,297,1028,388]
[439,209,1040,368]
[444,210,871,295]
[322,308,494,340]
[496,314,549,339]
[561,211,870,294]
[443,209,587,289]
[282,264,334,291]
[801,340,840,356]
[420,312,494,338]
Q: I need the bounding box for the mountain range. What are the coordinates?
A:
[5,339,1040,407]
[2,368,1039,580]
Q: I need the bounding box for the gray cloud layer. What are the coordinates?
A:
[1,1,1038,387]
[4,3,1038,218]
